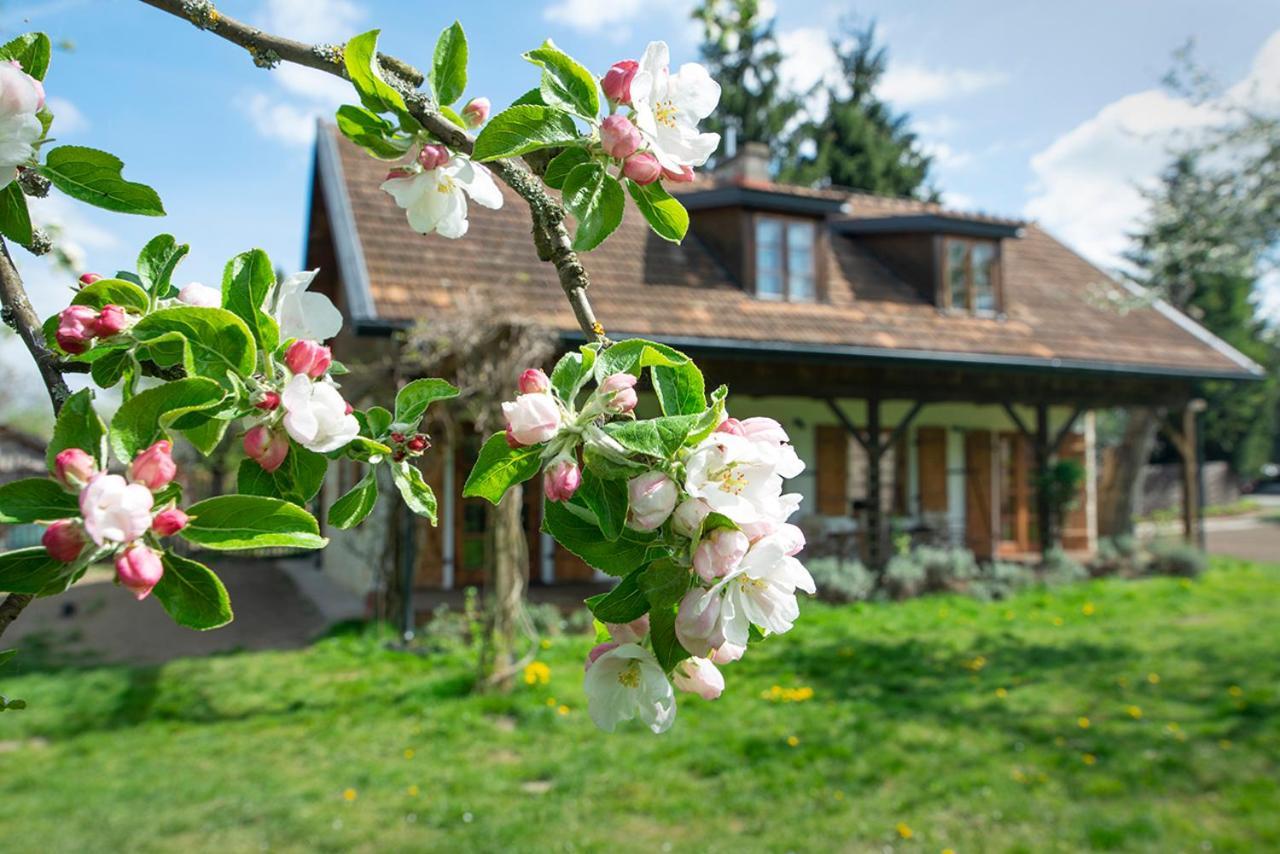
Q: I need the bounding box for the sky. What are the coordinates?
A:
[2,0,1279,414]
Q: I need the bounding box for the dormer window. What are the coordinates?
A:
[944,238,1000,314]
[755,216,816,302]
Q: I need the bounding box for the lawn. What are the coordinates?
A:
[1,559,1277,853]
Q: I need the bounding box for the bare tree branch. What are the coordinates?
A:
[138,0,607,344]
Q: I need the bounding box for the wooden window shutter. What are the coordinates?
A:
[965,430,996,559]
[1059,433,1090,550]
[815,425,848,515]
[916,426,948,513]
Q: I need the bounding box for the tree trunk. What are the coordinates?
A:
[1098,407,1160,537]
[487,483,528,692]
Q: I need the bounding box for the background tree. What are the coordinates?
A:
[780,20,936,199]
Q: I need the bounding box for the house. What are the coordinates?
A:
[303,126,1262,595]
[0,426,51,549]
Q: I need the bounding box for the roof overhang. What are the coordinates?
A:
[313,122,379,324]
[832,214,1024,240]
[677,185,847,216]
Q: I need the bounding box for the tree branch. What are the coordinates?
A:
[138,0,606,344]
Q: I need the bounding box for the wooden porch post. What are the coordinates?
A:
[1035,403,1054,558]
[1161,401,1205,546]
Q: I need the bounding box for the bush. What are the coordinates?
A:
[914,546,980,592]
[1040,547,1088,586]
[1145,540,1208,578]
[883,552,927,600]
[969,560,1037,601]
[806,556,875,602]
[1090,535,1143,578]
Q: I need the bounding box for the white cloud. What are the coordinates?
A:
[777,27,837,96]
[543,0,648,35]
[1024,29,1280,272]
[877,65,1008,107]
[238,91,320,148]
[259,0,364,44]
[46,97,87,135]
[919,139,972,170]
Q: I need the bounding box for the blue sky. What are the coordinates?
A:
[3,0,1279,399]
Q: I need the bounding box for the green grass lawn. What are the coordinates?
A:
[1,558,1278,853]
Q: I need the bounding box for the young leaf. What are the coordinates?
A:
[472,105,579,162]
[47,388,106,469]
[430,21,468,106]
[461,432,543,505]
[541,499,656,576]
[236,446,328,507]
[562,163,624,251]
[343,30,410,119]
[136,234,190,300]
[652,360,706,417]
[585,567,649,623]
[131,307,257,385]
[335,104,413,160]
[640,558,693,608]
[392,461,437,523]
[362,405,393,439]
[524,41,599,118]
[152,552,233,631]
[90,349,131,389]
[687,385,728,445]
[180,495,327,551]
[71,277,150,313]
[0,182,32,245]
[577,471,629,541]
[543,147,592,191]
[627,179,689,243]
[328,471,379,529]
[550,343,598,403]
[393,378,459,427]
[109,377,225,462]
[0,32,51,80]
[38,146,164,216]
[648,603,690,673]
[0,479,79,524]
[595,337,688,379]
[605,415,696,459]
[221,248,279,352]
[0,547,67,595]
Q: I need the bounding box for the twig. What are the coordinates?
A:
[137,0,607,344]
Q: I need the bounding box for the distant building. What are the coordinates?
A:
[0,426,49,549]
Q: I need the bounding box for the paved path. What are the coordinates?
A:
[1206,519,1280,563]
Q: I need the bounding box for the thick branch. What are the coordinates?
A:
[138,0,605,344]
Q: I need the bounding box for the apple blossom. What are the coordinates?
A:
[599,372,638,414]
[281,375,360,453]
[56,304,99,354]
[583,643,676,734]
[0,61,43,187]
[717,535,816,646]
[407,435,429,452]
[461,96,490,127]
[518,368,550,395]
[693,527,749,582]
[127,440,176,491]
[502,392,562,446]
[275,269,344,342]
[674,585,725,657]
[662,164,695,183]
[543,457,582,502]
[254,390,281,411]
[79,473,155,546]
[177,281,222,308]
[284,339,332,378]
[600,115,641,160]
[380,153,504,239]
[630,41,721,173]
[584,641,620,671]
[115,545,164,600]
[684,432,786,525]
[151,508,189,537]
[606,614,649,644]
[53,448,97,491]
[627,471,677,531]
[78,272,102,287]
[91,304,128,337]
[243,424,290,473]
[601,59,639,105]
[671,497,711,538]
[716,417,746,436]
[737,416,805,478]
[672,657,724,700]
[42,519,86,563]
[622,151,662,185]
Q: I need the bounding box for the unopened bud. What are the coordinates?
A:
[417,144,450,171]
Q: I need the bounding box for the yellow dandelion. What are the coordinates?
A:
[1082,753,1097,766]
[404,748,415,760]
[963,655,987,672]
[557,705,570,716]
[942,849,956,854]
[1052,617,1064,626]
[1219,739,1232,749]
[407,784,420,797]
[786,735,800,747]
[995,687,1009,699]
[1054,736,1066,747]
[834,790,845,801]
[546,697,557,707]
[1147,672,1160,685]
[1228,685,1243,698]
[1125,705,1142,719]
[342,788,358,802]
[937,606,949,618]
[523,661,551,685]
[539,638,552,650]
[1082,602,1095,616]
[1011,768,1027,783]
[896,822,913,839]
[1116,676,1130,688]
[1078,716,1090,729]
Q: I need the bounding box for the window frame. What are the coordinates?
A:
[749,213,821,303]
[939,236,1002,316]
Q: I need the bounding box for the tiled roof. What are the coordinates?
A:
[319,126,1259,381]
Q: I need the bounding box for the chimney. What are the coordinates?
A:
[715,140,770,183]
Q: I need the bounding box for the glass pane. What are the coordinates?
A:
[757,271,783,298]
[787,222,815,301]
[756,218,784,298]
[972,242,996,312]
[947,241,969,309]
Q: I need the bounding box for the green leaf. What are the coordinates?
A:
[179,418,230,456]
[71,277,150,313]
[131,307,256,386]
[430,21,468,106]
[563,163,625,252]
[0,547,68,595]
[596,338,688,379]
[524,41,599,118]
[47,388,106,469]
[688,385,728,445]
[90,350,131,389]
[221,249,279,353]
[550,343,598,403]
[541,499,656,576]
[393,378,459,428]
[335,104,413,160]
[472,105,580,162]
[109,377,225,463]
[577,470,628,540]
[543,147,591,191]
[236,446,327,507]
[38,146,164,216]
[652,361,706,417]
[511,87,546,107]
[180,495,327,551]
[391,461,437,524]
[137,234,189,300]
[0,649,15,669]
[640,558,691,608]
[585,567,649,623]
[0,479,79,524]
[648,603,690,673]
[461,432,543,505]
[0,32,51,79]
[0,182,31,246]
[362,405,393,439]
[328,471,379,529]
[343,30,410,119]
[627,179,689,243]
[604,415,695,459]
[152,552,233,631]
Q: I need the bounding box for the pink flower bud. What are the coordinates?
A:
[518,368,550,395]
[600,372,638,414]
[501,393,563,446]
[407,435,429,452]
[693,528,750,582]
[78,272,101,287]
[673,657,725,700]
[606,614,650,644]
[42,519,86,563]
[53,447,97,491]
[284,339,332,378]
[671,497,711,538]
[505,425,523,449]
[543,457,582,503]
[151,508,189,537]
[90,304,128,337]
[55,304,99,354]
[716,417,746,436]
[417,144,450,171]
[622,151,662,185]
[675,586,725,656]
[255,391,281,411]
[461,96,490,128]
[662,165,695,183]
[600,115,641,160]
[584,641,620,672]
[601,59,638,105]
[127,440,177,491]
[244,424,289,473]
[627,471,677,531]
[116,545,164,601]
[711,642,745,665]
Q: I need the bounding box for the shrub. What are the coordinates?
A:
[914,546,980,592]
[1040,547,1088,586]
[883,552,927,600]
[969,560,1037,601]
[1145,540,1208,578]
[1090,535,1143,578]
[806,556,876,602]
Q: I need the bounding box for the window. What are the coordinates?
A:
[755,217,817,301]
[943,238,1000,314]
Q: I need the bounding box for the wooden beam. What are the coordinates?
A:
[883,401,925,457]
[865,396,884,571]
[1001,402,1033,439]
[1035,403,1053,558]
[1050,405,1086,455]
[825,398,871,454]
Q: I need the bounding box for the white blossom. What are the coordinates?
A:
[281,375,359,453]
[684,432,786,525]
[630,41,721,173]
[0,63,42,187]
[380,155,503,239]
[79,474,154,546]
[718,535,816,645]
[276,269,343,342]
[583,643,676,734]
